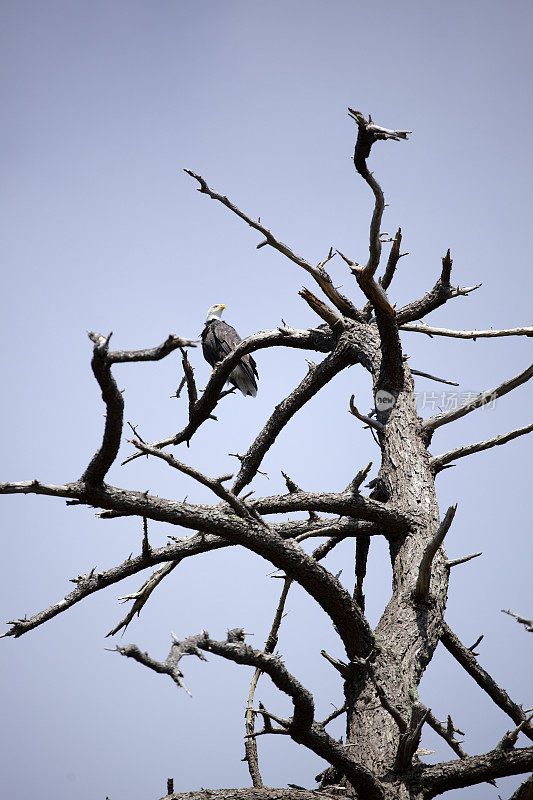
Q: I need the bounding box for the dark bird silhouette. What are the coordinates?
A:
[201,304,258,397]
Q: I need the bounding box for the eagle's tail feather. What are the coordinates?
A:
[229,363,258,397]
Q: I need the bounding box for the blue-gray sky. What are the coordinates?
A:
[1,2,531,798]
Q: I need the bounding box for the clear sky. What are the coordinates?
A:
[1,2,531,799]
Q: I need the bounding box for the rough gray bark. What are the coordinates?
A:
[1,109,532,800]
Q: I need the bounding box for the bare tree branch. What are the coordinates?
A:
[413,745,533,797]
[122,326,335,465]
[440,624,533,742]
[400,322,533,339]
[381,227,406,295]
[320,704,348,728]
[119,629,385,800]
[349,108,409,283]
[423,363,533,436]
[502,609,533,633]
[1,479,382,659]
[497,715,533,751]
[414,505,457,601]
[506,774,533,800]
[349,395,384,431]
[128,438,259,523]
[231,343,358,495]
[252,489,410,531]
[425,709,468,760]
[4,516,375,639]
[396,703,430,769]
[410,368,459,387]
[107,561,178,637]
[395,249,482,325]
[185,169,363,321]
[178,347,198,417]
[446,552,482,569]
[82,332,124,484]
[431,422,533,471]
[245,576,292,786]
[298,287,346,332]
[107,334,197,363]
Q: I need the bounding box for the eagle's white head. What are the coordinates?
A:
[205,303,226,322]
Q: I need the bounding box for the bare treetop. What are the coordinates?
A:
[1,108,532,800]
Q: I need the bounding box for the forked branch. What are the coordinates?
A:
[346,108,409,314]
[117,629,385,799]
[395,250,481,325]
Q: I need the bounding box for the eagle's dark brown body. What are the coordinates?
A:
[201,317,258,397]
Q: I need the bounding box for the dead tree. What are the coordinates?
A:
[1,109,532,800]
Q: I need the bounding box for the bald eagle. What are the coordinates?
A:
[201,304,258,397]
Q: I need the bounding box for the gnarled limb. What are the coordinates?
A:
[349,395,384,431]
[0,478,380,659]
[119,629,385,800]
[2,515,382,640]
[178,348,198,416]
[82,330,198,481]
[298,287,345,332]
[349,108,409,281]
[82,332,124,485]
